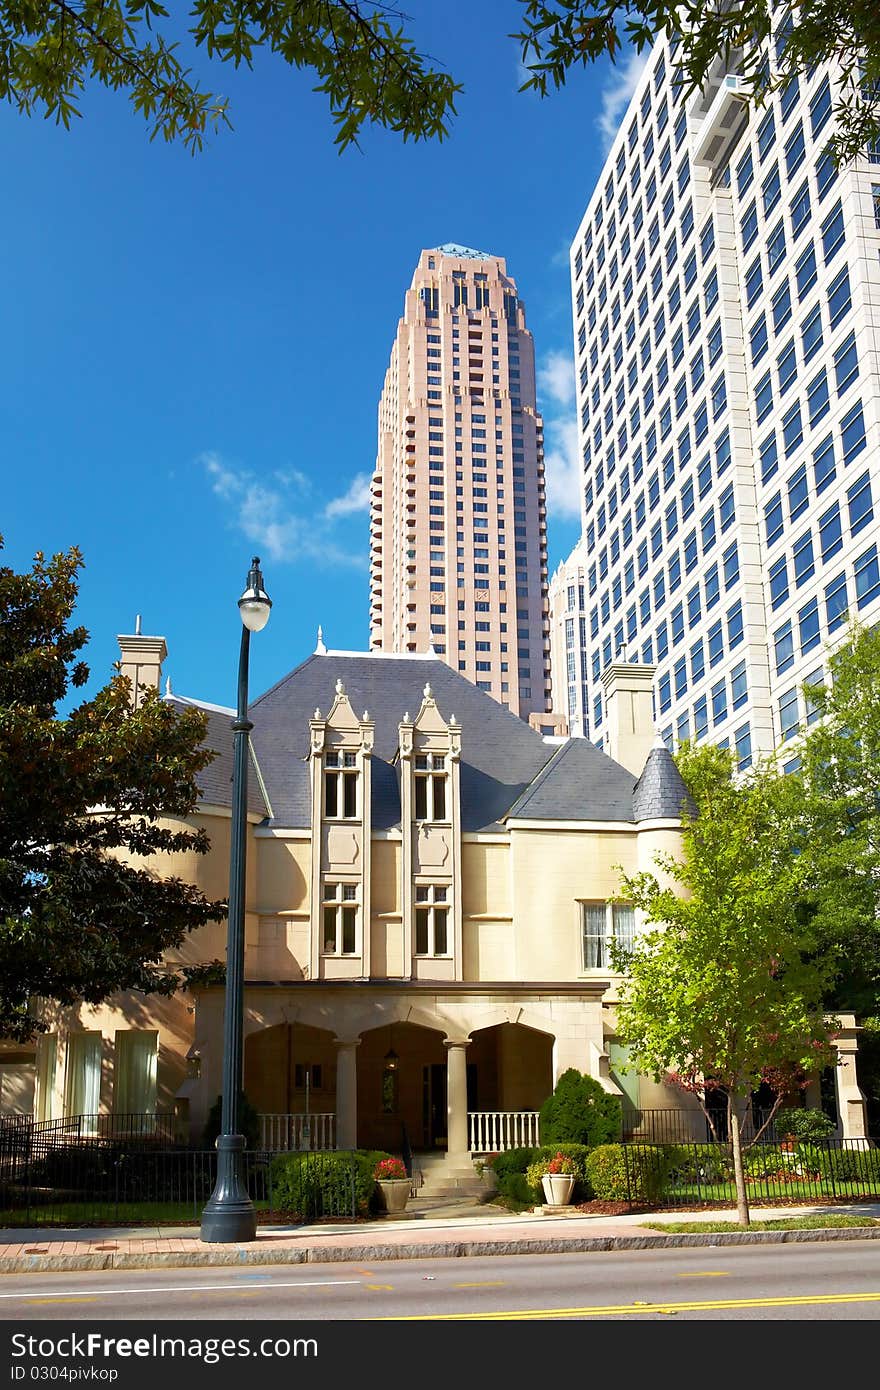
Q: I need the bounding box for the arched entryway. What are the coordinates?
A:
[466,1022,554,1152]
[357,1022,447,1153]
[244,1021,337,1148]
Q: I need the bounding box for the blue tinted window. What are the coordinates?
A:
[841,401,866,465]
[807,369,830,427]
[793,529,815,586]
[818,502,842,561]
[855,545,880,609]
[834,332,858,395]
[847,472,873,536]
[769,555,789,608]
[828,266,851,327]
[774,622,794,674]
[799,597,820,654]
[822,202,845,262]
[825,572,848,632]
[788,463,808,520]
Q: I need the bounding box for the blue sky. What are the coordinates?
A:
[1,3,647,710]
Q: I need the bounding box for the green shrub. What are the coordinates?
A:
[775,1107,836,1142]
[488,1147,541,1208]
[498,1173,536,1208]
[489,1147,540,1183]
[202,1093,261,1150]
[798,1145,880,1184]
[742,1145,793,1180]
[539,1069,621,1147]
[664,1144,733,1184]
[585,1144,668,1201]
[270,1149,392,1218]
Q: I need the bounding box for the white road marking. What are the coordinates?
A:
[0,1279,362,1301]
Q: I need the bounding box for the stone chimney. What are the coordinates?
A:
[599,659,656,776]
[116,616,167,709]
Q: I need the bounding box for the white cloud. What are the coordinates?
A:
[200,451,367,569]
[596,49,649,151]
[543,416,582,522]
[538,350,576,410]
[325,473,372,520]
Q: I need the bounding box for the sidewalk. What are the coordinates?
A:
[2,1198,880,1274]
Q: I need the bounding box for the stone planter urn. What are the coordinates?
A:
[377,1179,411,1214]
[542,1173,576,1206]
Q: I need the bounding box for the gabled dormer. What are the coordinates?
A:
[308,680,375,979]
[398,683,462,980]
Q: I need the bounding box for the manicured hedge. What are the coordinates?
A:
[270,1149,393,1218]
[584,1144,669,1201]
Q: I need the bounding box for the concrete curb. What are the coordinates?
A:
[3,1224,880,1274]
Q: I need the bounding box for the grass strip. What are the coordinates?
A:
[644,1215,880,1233]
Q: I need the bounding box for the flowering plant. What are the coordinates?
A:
[545,1151,576,1175]
[374,1156,408,1181]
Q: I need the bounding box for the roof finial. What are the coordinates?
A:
[315,625,327,655]
[363,710,369,722]
[424,682,433,699]
[135,614,142,636]
[165,675,172,697]
[335,678,345,696]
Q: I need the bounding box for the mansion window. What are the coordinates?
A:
[324,750,358,819]
[415,884,450,956]
[581,902,635,970]
[322,881,358,955]
[414,753,447,820]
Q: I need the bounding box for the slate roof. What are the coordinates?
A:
[632,744,696,821]
[170,652,687,832]
[168,699,270,818]
[504,737,636,823]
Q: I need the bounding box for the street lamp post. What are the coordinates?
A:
[200,558,272,1244]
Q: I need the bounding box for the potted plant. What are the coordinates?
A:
[374,1156,411,1214]
[526,1150,577,1206]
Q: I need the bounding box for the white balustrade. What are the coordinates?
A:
[467,1111,540,1153]
[259,1113,336,1151]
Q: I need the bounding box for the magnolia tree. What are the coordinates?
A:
[0,540,224,1041]
[613,742,836,1227]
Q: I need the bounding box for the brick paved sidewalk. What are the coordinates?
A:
[2,1200,878,1274]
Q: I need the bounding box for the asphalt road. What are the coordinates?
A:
[2,1241,880,1320]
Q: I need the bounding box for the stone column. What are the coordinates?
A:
[444,1039,470,1159]
[335,1040,360,1150]
[832,1015,869,1147]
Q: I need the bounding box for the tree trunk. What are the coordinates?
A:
[729,1096,750,1228]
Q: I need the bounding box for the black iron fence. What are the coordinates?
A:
[616,1138,880,1207]
[620,1107,780,1145]
[0,1141,359,1227]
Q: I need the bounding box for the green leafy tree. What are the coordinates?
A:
[797,622,880,1017]
[538,1067,621,1146]
[1,3,877,163]
[0,1,460,152]
[614,743,836,1227]
[516,1,880,166]
[0,539,224,1042]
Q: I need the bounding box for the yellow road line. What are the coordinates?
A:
[675,1272,730,1278]
[453,1282,507,1289]
[376,1291,880,1320]
[365,1284,394,1292]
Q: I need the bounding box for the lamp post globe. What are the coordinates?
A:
[200,558,271,1244]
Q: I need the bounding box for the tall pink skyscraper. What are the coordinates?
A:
[370,245,551,719]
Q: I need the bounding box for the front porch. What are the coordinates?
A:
[187,979,612,1157]
[255,1108,542,1154]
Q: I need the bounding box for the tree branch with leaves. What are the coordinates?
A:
[0,538,225,1041]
